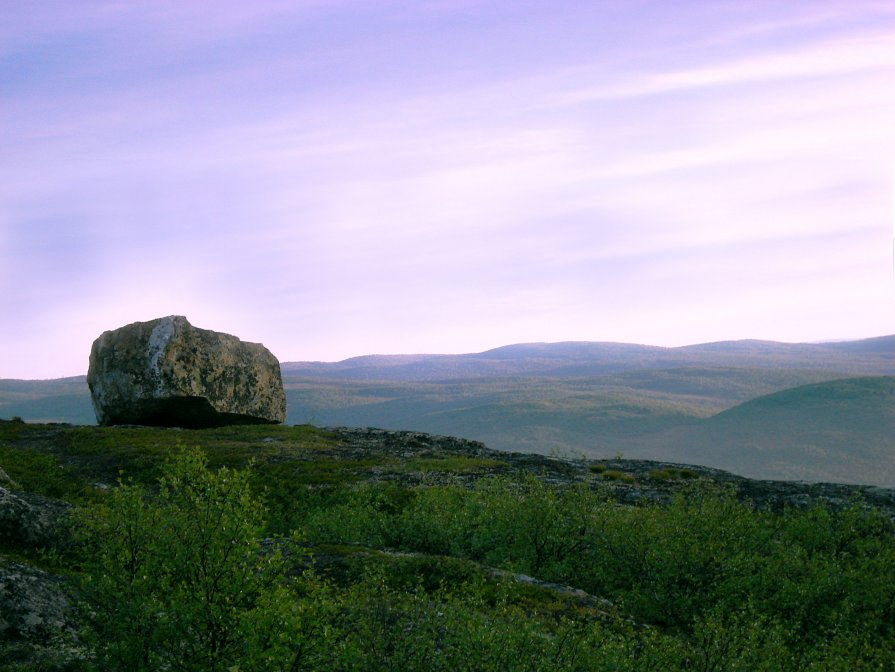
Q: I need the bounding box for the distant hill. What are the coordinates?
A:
[3,336,895,484]
[0,376,94,424]
[640,376,895,486]
[282,367,848,454]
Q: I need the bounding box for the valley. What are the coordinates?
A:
[3,336,895,485]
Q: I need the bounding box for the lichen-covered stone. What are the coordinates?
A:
[0,487,63,549]
[0,561,77,663]
[1,487,40,548]
[87,316,286,428]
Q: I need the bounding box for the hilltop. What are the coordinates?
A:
[2,420,894,669]
[282,335,895,380]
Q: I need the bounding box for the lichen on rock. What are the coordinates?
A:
[0,487,67,550]
[0,561,78,666]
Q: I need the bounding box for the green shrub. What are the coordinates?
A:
[64,439,895,670]
[75,448,307,671]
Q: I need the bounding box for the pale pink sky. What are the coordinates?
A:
[2,1,895,378]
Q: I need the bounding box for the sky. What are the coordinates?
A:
[2,1,895,378]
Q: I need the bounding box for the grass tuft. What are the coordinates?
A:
[600,470,636,483]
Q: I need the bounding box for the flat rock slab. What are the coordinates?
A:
[87,316,286,428]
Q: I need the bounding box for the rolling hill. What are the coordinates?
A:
[281,335,895,380]
[641,376,895,485]
[0,376,94,424]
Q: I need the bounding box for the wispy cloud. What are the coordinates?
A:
[555,31,895,104]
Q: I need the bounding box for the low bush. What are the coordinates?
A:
[600,469,635,483]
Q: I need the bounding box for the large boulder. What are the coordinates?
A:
[87,316,286,428]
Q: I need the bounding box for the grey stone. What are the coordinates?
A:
[0,561,75,652]
[0,487,51,548]
[87,316,286,428]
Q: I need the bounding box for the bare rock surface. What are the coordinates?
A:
[0,488,67,550]
[0,560,78,666]
[0,488,49,549]
[87,316,286,428]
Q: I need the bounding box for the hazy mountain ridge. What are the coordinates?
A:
[281,336,895,381]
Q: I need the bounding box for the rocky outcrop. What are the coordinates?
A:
[87,316,286,428]
[321,428,895,518]
[1,488,48,549]
[0,488,66,550]
[0,561,78,667]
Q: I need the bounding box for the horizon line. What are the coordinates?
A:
[9,332,892,381]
